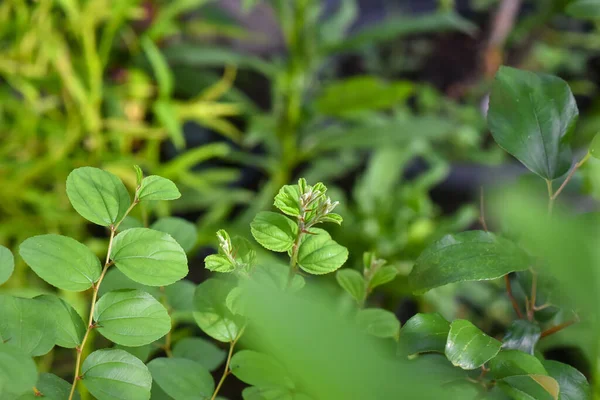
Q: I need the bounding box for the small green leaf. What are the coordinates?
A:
[151,217,198,253]
[147,357,214,400]
[566,0,600,20]
[111,228,188,287]
[0,342,37,397]
[81,349,151,400]
[94,289,171,347]
[36,373,80,400]
[0,295,56,356]
[369,265,398,289]
[134,165,144,187]
[488,66,578,180]
[498,374,559,400]
[400,313,450,355]
[297,230,348,275]
[502,320,541,355]
[590,133,600,159]
[193,279,242,342]
[274,185,301,217]
[489,350,548,380]
[335,269,365,303]
[0,246,14,285]
[409,231,530,293]
[35,295,85,349]
[205,254,235,273]
[137,176,181,202]
[355,309,400,339]
[242,387,292,400]
[66,167,131,227]
[250,212,298,252]
[543,360,590,400]
[445,319,502,370]
[20,234,102,291]
[230,350,295,389]
[172,337,226,371]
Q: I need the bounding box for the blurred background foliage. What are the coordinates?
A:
[1,0,600,396]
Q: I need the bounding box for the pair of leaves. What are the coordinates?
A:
[336,265,398,304]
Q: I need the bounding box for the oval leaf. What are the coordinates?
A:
[35,295,85,349]
[400,313,450,355]
[355,309,400,339]
[335,269,365,303]
[94,289,171,347]
[369,265,398,290]
[274,185,301,217]
[488,66,578,180]
[172,337,226,371]
[81,349,151,400]
[137,176,181,202]
[543,360,590,400]
[499,374,559,400]
[193,279,242,343]
[20,234,102,291]
[409,231,530,293]
[66,167,131,227]
[0,246,14,286]
[0,342,37,397]
[445,319,502,370]
[297,230,348,275]
[111,228,188,287]
[151,217,198,253]
[230,350,294,389]
[147,357,214,400]
[250,212,297,252]
[36,373,81,400]
[489,350,548,380]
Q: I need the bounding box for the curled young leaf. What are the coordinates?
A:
[274,184,301,217]
[204,254,235,273]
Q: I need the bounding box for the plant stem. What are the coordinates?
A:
[546,179,555,215]
[210,329,244,400]
[552,153,591,201]
[287,220,305,286]
[504,275,524,319]
[527,269,537,321]
[540,318,578,339]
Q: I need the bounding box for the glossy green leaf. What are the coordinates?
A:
[66,167,131,227]
[400,313,450,355]
[369,265,398,289]
[230,350,295,389]
[0,246,14,285]
[147,357,214,400]
[297,230,348,275]
[543,360,590,400]
[590,133,600,159]
[0,295,56,356]
[0,342,37,397]
[489,350,547,380]
[36,373,80,400]
[81,349,152,400]
[172,337,226,371]
[94,289,171,347]
[35,295,85,349]
[19,234,102,291]
[151,217,198,253]
[445,319,502,370]
[335,269,365,303]
[137,176,181,202]
[274,185,301,217]
[205,254,235,273]
[502,320,541,355]
[355,309,400,339]
[250,212,298,252]
[498,375,559,400]
[111,228,188,286]
[409,231,530,293]
[488,66,578,180]
[566,1,600,19]
[193,279,242,342]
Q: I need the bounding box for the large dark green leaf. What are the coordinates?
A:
[445,319,502,370]
[502,320,541,355]
[543,360,590,400]
[147,357,214,400]
[488,66,578,180]
[409,231,530,293]
[400,313,450,355]
[489,350,547,380]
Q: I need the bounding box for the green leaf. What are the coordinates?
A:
[94,289,171,347]
[151,217,198,253]
[66,167,131,227]
[111,228,188,286]
[369,265,398,289]
[147,357,214,400]
[297,230,348,275]
[154,100,185,149]
[0,295,56,356]
[230,350,295,389]
[566,0,600,20]
[35,295,85,349]
[488,66,578,180]
[193,279,242,342]
[250,212,298,252]
[0,342,37,397]
[226,287,247,316]
[400,313,450,355]
[231,236,256,272]
[355,309,400,339]
[134,165,144,187]
[502,320,542,355]
[98,269,161,299]
[445,319,502,370]
[81,349,152,400]
[205,254,235,273]
[36,373,80,400]
[141,36,173,99]
[242,387,293,400]
[164,280,196,312]
[137,176,181,202]
[172,337,226,371]
[409,231,530,293]
[498,375,559,400]
[19,234,102,291]
[115,344,153,363]
[335,269,365,303]
[489,350,548,380]
[274,185,301,217]
[590,133,600,159]
[0,246,14,285]
[543,360,590,400]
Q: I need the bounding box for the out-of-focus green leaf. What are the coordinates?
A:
[502,320,541,355]
[489,350,548,380]
[151,217,198,253]
[590,133,600,159]
[498,375,559,400]
[566,0,600,19]
[172,337,226,371]
[400,313,450,355]
[0,342,37,398]
[355,309,400,339]
[193,278,242,343]
[230,350,295,389]
[336,269,365,303]
[147,357,214,400]
[0,246,14,285]
[141,37,173,99]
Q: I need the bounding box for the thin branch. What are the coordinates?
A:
[552,153,591,201]
[210,329,244,400]
[541,319,578,339]
[505,275,524,319]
